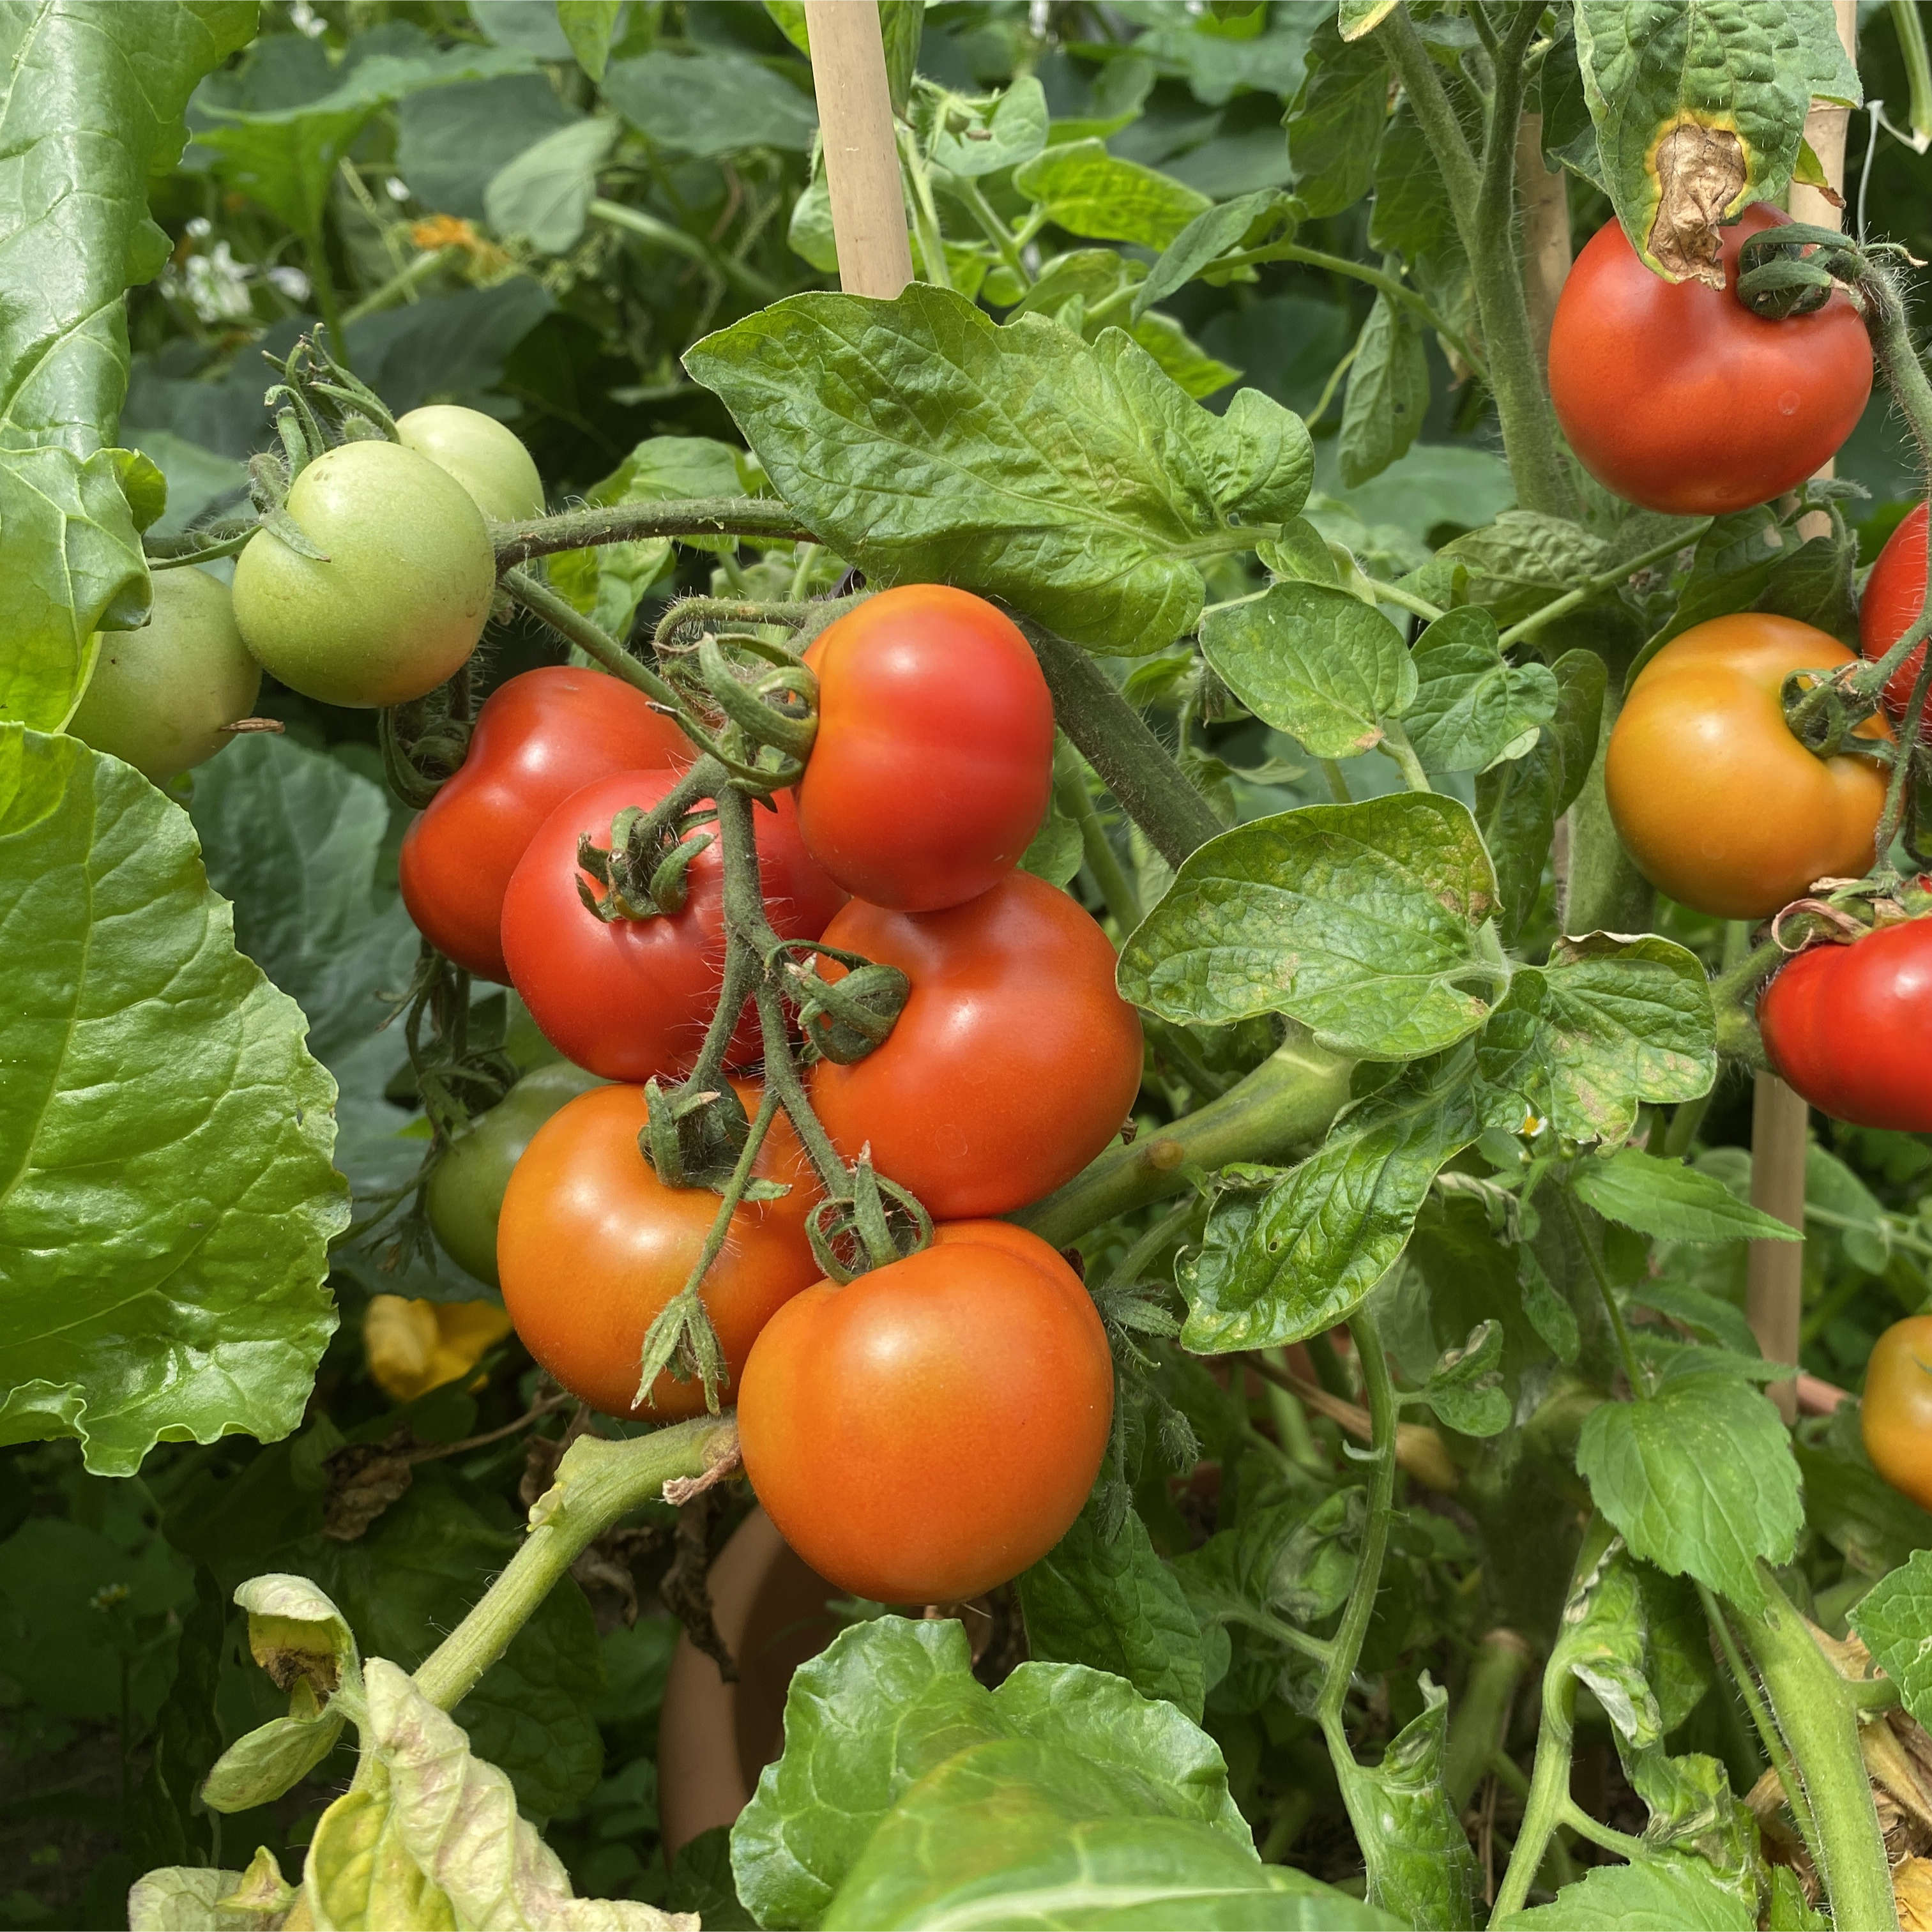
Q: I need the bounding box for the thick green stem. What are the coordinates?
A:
[1732,1566,1898,1932]
[1378,719,1433,793]
[1014,1034,1355,1247]
[413,1417,738,1711]
[494,498,812,568]
[1054,738,1143,930]
[1443,1629,1534,1812]
[1017,617,1224,869]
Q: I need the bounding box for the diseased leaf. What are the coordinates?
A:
[1574,1148,1800,1244]
[1013,138,1212,250]
[1424,1322,1510,1438]
[1405,607,1560,775]
[0,729,344,1475]
[685,287,1309,653]
[1119,795,1502,1061]
[127,1867,282,1932]
[1338,294,1428,489]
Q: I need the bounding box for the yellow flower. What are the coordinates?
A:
[364,1295,515,1403]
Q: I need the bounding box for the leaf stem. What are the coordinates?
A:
[1363,577,1445,623]
[1378,719,1433,793]
[1495,528,1703,650]
[493,498,814,568]
[589,197,782,301]
[500,566,686,714]
[1054,738,1143,929]
[1558,1187,1646,1392]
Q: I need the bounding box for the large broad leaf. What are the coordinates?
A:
[1119,795,1502,1061]
[1494,1852,1757,1929]
[1178,1054,1484,1353]
[603,47,818,156]
[684,285,1311,654]
[1576,1364,1803,1613]
[0,0,255,734]
[0,728,344,1475]
[1012,139,1212,250]
[482,116,618,254]
[1573,1,1860,284]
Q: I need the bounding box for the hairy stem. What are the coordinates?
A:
[501,567,687,713]
[493,498,813,568]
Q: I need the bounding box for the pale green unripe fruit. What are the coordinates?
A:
[397,404,545,523]
[66,567,261,783]
[232,439,496,710]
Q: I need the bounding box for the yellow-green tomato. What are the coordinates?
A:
[232,439,495,709]
[66,567,261,782]
[397,404,544,523]
[425,1061,604,1288]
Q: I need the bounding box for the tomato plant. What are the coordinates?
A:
[501,766,844,1081]
[1549,204,1873,514]
[399,666,690,982]
[397,404,546,524]
[498,1081,820,1419]
[798,583,1054,909]
[1604,614,1890,918]
[738,1220,1112,1604]
[807,870,1145,1218]
[231,438,496,708]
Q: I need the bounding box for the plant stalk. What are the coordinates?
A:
[494,498,814,568]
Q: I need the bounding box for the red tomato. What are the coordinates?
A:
[807,871,1143,1219]
[498,1081,820,1418]
[737,1220,1113,1602]
[501,769,844,1081]
[1859,503,1932,726]
[1761,919,1932,1130]
[798,586,1054,911]
[400,667,689,980]
[1549,205,1871,515]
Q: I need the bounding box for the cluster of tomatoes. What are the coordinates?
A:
[403,583,1141,1604]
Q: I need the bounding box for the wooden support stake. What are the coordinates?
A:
[1514,112,1571,373]
[1747,0,1857,1421]
[802,0,913,300]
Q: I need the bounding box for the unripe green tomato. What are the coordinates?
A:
[425,1061,604,1288]
[397,404,545,523]
[231,439,495,708]
[66,567,261,783]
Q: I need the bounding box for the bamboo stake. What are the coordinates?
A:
[1514,112,1571,372]
[802,0,913,299]
[1747,0,1857,1422]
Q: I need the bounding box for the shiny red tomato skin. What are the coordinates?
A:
[497,1081,820,1419]
[807,871,1143,1219]
[1761,920,1932,1130]
[737,1220,1113,1603]
[501,768,845,1081]
[1859,503,1932,724]
[798,585,1054,911]
[1549,204,1871,515]
[400,667,690,981]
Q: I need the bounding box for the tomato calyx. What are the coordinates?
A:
[805,1153,932,1284]
[780,940,911,1064]
[1733,220,1869,322]
[637,1075,769,1195]
[380,677,475,809]
[661,625,821,791]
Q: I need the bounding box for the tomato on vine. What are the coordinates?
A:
[397,404,545,524]
[1861,1316,1932,1514]
[498,1081,821,1419]
[66,567,261,783]
[501,768,844,1082]
[737,1219,1113,1604]
[1604,614,1889,919]
[1760,920,1932,1131]
[807,870,1143,1219]
[400,667,690,982]
[231,439,496,708]
[1549,205,1871,515]
[1859,502,1932,726]
[425,1061,605,1287]
[798,584,1054,911]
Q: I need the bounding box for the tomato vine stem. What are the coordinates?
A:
[492,498,814,568]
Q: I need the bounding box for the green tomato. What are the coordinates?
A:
[425,1061,604,1288]
[231,439,495,709]
[397,404,545,523]
[66,567,261,783]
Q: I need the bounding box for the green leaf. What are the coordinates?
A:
[1012,138,1212,250]
[1404,607,1560,775]
[1343,1677,1482,1930]
[1795,1403,1932,1578]
[1133,188,1294,320]
[1572,0,1860,285]
[1421,512,1610,626]
[0,2,255,731]
[1339,293,1429,489]
[1574,1148,1799,1245]
[482,115,616,253]
[821,1740,1393,1931]
[929,75,1049,179]
[1849,1548,1932,1729]
[395,73,579,220]
[604,47,818,156]
[0,729,344,1475]
[1369,107,1458,263]
[1423,1321,1510,1437]
[685,287,1309,654]
[1284,16,1387,218]
[1018,795,1083,887]
[1576,1371,1803,1612]
[878,0,924,118]
[1119,795,1502,1060]
[1475,935,1715,1145]
[128,1867,282,1932]
[556,0,621,81]
[1179,1054,1484,1352]
[1018,1496,1207,1721]
[1494,1851,1756,1929]
[1199,581,1412,758]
